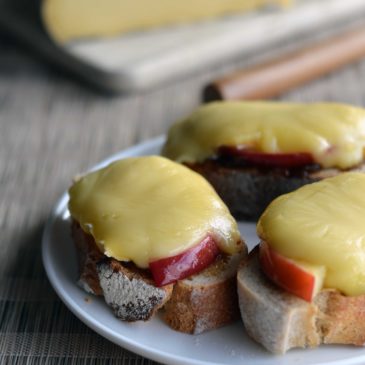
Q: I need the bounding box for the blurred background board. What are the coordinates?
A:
[2,0,365,93]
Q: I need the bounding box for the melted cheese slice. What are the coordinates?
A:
[68,156,241,268]
[42,0,289,42]
[163,101,365,169]
[257,172,365,296]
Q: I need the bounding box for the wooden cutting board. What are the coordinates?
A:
[2,0,365,93]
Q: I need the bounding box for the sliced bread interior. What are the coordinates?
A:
[237,248,365,354]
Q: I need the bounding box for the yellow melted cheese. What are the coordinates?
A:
[68,156,241,268]
[42,0,290,42]
[257,172,365,296]
[162,101,365,169]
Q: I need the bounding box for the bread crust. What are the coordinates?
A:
[237,248,365,353]
[72,221,104,295]
[72,220,247,332]
[315,290,365,346]
[164,251,245,334]
[187,160,365,221]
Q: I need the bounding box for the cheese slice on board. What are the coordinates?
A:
[42,0,290,42]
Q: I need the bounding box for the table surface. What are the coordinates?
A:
[2,17,365,364]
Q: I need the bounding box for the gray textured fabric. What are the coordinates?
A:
[2,16,365,364]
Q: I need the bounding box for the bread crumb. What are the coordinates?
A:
[84,297,92,303]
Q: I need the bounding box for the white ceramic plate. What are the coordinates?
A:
[42,136,365,365]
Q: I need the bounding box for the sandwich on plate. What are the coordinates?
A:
[68,155,246,334]
[238,172,365,353]
[163,101,365,220]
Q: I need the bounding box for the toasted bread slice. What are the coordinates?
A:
[72,220,247,331]
[187,161,365,221]
[237,248,365,354]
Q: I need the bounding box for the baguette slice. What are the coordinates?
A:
[237,248,365,354]
[188,160,365,221]
[72,220,247,331]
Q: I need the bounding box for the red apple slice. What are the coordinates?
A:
[259,242,325,302]
[218,146,315,168]
[149,235,220,287]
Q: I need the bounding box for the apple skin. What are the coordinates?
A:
[259,242,324,302]
[218,146,315,168]
[149,235,220,287]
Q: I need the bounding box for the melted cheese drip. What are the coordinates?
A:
[68,156,241,268]
[163,101,365,169]
[42,0,290,42]
[257,172,365,296]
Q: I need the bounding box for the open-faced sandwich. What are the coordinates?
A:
[162,101,365,220]
[68,156,246,334]
[237,172,365,353]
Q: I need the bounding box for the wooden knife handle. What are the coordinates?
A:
[203,26,365,101]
